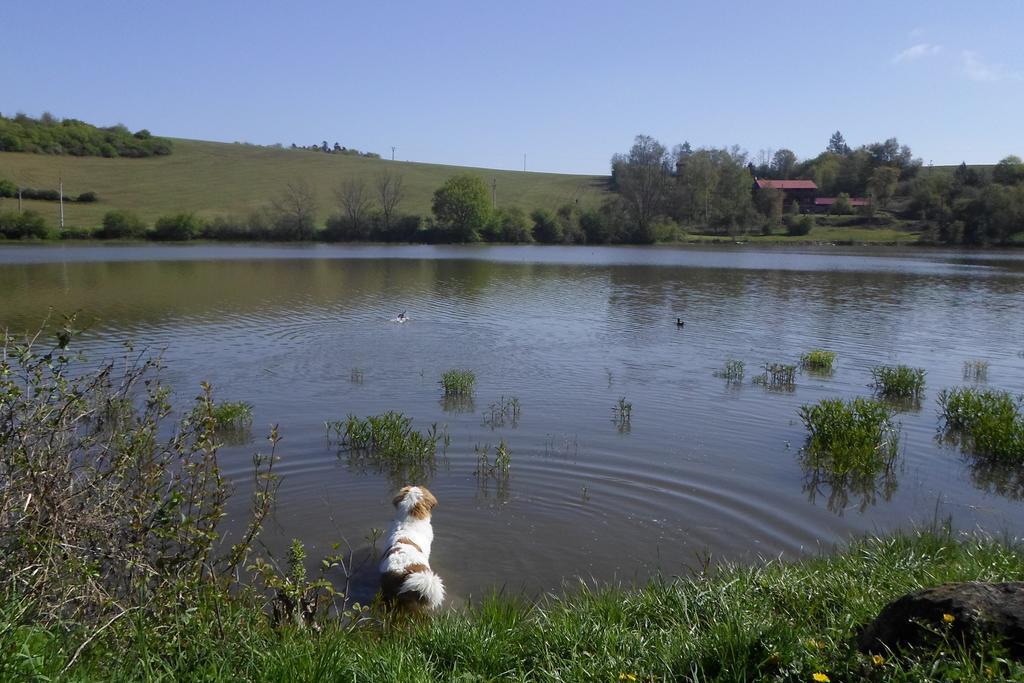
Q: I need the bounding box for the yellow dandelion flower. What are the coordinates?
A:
[872,654,885,666]
[618,674,637,682]
[812,674,830,683]
[943,613,955,623]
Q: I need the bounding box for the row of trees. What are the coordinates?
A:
[909,156,1024,244]
[0,113,172,157]
[0,177,97,203]
[289,141,380,158]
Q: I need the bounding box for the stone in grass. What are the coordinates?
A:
[858,582,1024,657]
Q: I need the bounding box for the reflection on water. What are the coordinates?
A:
[2,243,1024,600]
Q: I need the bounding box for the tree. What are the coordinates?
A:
[375,171,404,230]
[491,207,532,243]
[770,149,798,179]
[151,213,202,241]
[334,179,373,235]
[827,131,851,156]
[431,174,491,242]
[754,185,783,227]
[992,155,1024,185]
[99,210,147,238]
[831,193,853,215]
[530,208,562,243]
[271,179,318,240]
[867,166,900,208]
[611,134,673,241]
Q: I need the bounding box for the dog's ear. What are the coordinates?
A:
[422,488,438,510]
[392,486,411,507]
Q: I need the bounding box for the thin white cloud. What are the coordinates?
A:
[959,50,1021,82]
[892,43,942,64]
[908,27,926,40]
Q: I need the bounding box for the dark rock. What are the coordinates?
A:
[858,582,1024,657]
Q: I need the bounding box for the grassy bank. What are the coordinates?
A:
[0,138,608,228]
[3,529,1022,681]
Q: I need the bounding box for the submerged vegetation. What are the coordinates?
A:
[871,364,926,400]
[754,362,797,389]
[325,412,448,483]
[938,387,1024,461]
[483,395,521,429]
[962,359,990,383]
[440,368,476,397]
[714,358,745,383]
[612,396,633,432]
[800,349,837,373]
[192,397,253,430]
[799,398,901,513]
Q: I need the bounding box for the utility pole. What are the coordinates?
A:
[391,146,396,161]
[523,153,526,172]
[17,187,22,213]
[491,178,497,208]
[58,174,64,230]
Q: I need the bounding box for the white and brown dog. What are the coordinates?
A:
[379,485,445,610]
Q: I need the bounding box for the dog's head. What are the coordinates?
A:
[392,485,438,520]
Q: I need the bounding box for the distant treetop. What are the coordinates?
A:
[0,112,173,157]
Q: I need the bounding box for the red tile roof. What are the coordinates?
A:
[814,197,870,206]
[754,179,818,190]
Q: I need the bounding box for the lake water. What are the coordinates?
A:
[2,243,1023,605]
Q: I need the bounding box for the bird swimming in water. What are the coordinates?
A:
[396,311,408,323]
[676,318,685,327]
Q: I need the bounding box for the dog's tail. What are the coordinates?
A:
[399,568,445,610]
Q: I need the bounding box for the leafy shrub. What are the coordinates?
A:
[0,178,16,197]
[938,387,1024,461]
[98,209,147,238]
[151,212,203,240]
[76,191,98,203]
[0,210,48,238]
[786,214,814,236]
[490,207,533,243]
[0,327,278,626]
[531,208,562,243]
[870,365,926,399]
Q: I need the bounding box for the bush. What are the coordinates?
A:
[799,397,899,475]
[490,207,533,243]
[441,369,476,397]
[0,210,48,239]
[76,191,98,203]
[831,193,853,215]
[531,208,562,243]
[800,349,837,372]
[0,178,16,197]
[151,212,203,240]
[786,215,814,236]
[98,209,147,239]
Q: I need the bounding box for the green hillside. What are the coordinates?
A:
[0,138,609,229]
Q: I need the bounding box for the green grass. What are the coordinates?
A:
[938,387,1024,461]
[0,138,608,229]
[5,529,1024,681]
[440,369,476,397]
[871,364,926,400]
[800,349,837,373]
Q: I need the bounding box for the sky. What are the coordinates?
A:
[3,1,1023,175]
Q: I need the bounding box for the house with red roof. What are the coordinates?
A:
[753,179,818,211]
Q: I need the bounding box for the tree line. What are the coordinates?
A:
[607,132,1023,245]
[0,113,172,157]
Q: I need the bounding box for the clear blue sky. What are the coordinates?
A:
[4,1,1022,175]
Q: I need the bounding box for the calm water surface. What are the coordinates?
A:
[2,243,1023,604]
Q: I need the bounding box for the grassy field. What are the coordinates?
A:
[0,139,609,229]
[4,529,1022,681]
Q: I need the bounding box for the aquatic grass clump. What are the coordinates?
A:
[800,349,837,373]
[441,369,476,397]
[714,359,745,382]
[350,367,364,384]
[799,397,899,481]
[962,360,989,383]
[938,387,1024,461]
[870,365,926,400]
[483,395,521,429]
[754,362,797,389]
[192,398,253,430]
[325,412,447,483]
[612,397,632,432]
